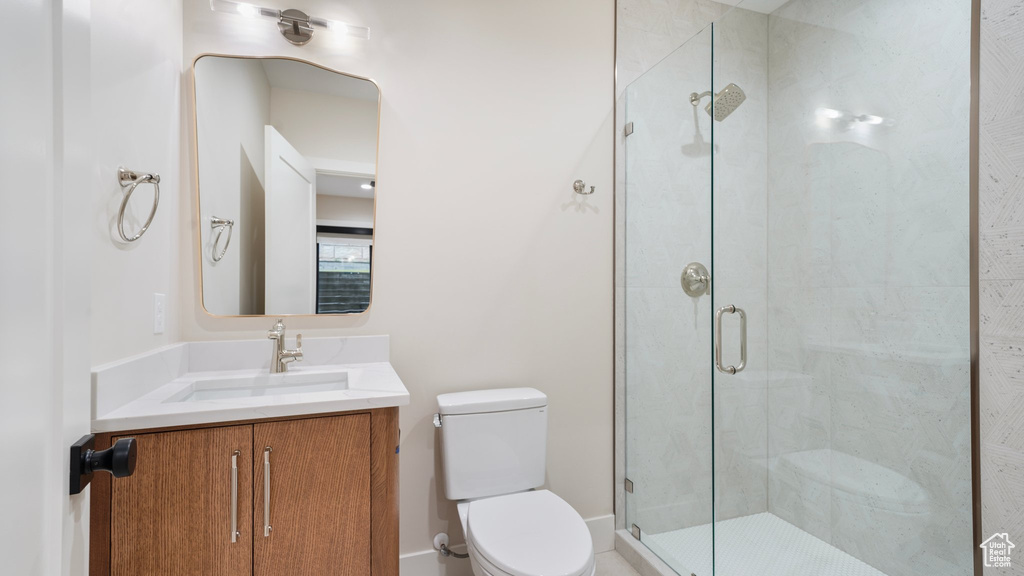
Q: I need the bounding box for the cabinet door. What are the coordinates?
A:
[254,414,371,576]
[111,426,253,576]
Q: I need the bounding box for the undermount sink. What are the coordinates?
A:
[91,336,409,432]
[165,370,350,403]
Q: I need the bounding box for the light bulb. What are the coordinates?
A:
[361,183,373,190]
[330,22,350,37]
[315,17,371,39]
[236,2,258,17]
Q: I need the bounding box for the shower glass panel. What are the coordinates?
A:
[623,1,974,575]
[715,2,973,575]
[624,23,714,576]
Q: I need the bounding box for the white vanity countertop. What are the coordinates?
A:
[91,336,409,432]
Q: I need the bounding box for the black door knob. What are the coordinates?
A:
[70,435,138,495]
[85,438,138,478]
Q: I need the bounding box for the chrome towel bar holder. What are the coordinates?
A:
[117,167,161,242]
[210,217,234,262]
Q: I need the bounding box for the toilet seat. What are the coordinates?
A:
[465,490,595,576]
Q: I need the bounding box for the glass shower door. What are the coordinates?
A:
[624,1,973,574]
[709,2,974,575]
[707,8,774,575]
[623,23,715,576]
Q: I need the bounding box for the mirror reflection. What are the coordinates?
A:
[194,55,379,316]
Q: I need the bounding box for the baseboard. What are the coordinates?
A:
[586,514,616,554]
[400,514,616,576]
[614,529,677,576]
[400,544,474,576]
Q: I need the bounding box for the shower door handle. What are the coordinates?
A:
[715,305,747,375]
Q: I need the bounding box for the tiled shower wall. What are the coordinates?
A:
[980,1,1024,575]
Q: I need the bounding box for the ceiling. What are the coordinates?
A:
[261,59,379,102]
[317,172,375,199]
[715,0,792,14]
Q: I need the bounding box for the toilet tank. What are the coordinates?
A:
[436,388,547,500]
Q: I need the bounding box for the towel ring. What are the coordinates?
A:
[117,167,161,242]
[210,217,234,262]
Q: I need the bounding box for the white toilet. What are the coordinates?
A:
[435,388,596,576]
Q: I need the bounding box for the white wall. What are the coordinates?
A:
[181,0,615,567]
[90,0,183,365]
[317,195,374,228]
[194,56,271,315]
[271,86,378,169]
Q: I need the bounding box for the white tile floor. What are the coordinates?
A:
[596,551,642,575]
[643,513,887,576]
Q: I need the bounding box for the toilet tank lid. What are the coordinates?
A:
[437,388,547,415]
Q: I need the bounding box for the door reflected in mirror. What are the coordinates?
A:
[193,55,378,316]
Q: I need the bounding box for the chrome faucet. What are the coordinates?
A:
[267,319,303,373]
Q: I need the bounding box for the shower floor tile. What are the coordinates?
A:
[644,512,887,576]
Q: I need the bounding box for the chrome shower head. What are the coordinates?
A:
[690,83,746,122]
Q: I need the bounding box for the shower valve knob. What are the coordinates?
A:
[681,262,711,297]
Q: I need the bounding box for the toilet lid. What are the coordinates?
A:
[467,490,593,576]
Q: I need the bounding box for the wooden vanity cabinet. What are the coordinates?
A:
[254,415,371,576]
[90,408,398,576]
[110,426,254,576]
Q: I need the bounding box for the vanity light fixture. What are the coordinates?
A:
[209,0,370,44]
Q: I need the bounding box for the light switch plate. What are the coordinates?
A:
[153,293,166,334]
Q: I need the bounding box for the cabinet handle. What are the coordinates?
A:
[263,446,273,537]
[230,450,240,543]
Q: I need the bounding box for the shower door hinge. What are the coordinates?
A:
[625,478,634,493]
[624,122,634,136]
[631,523,641,540]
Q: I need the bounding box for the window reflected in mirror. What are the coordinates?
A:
[316,226,371,314]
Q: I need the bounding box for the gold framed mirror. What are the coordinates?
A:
[192,54,380,317]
